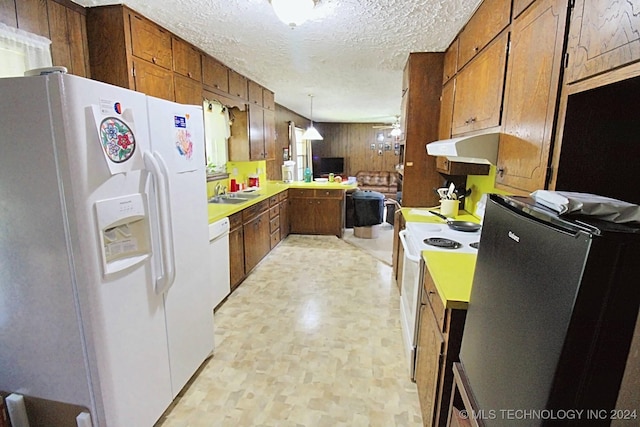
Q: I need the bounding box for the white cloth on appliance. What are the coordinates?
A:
[530,190,640,224]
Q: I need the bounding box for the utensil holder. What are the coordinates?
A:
[441,199,459,217]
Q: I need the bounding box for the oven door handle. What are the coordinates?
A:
[399,230,422,262]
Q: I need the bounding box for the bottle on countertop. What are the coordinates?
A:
[304,167,312,182]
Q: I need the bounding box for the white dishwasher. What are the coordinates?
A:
[209,217,230,310]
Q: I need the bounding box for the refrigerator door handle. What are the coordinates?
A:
[143,151,176,295]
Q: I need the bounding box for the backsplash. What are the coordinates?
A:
[465,166,511,218]
[206,160,267,198]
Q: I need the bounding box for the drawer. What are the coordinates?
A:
[270,230,281,248]
[269,195,279,206]
[242,200,269,222]
[269,205,279,219]
[269,216,280,234]
[423,268,446,332]
[278,190,288,202]
[289,188,314,198]
[228,211,243,230]
[314,189,342,199]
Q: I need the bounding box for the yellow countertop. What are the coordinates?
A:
[423,252,477,310]
[401,207,480,310]
[207,180,358,223]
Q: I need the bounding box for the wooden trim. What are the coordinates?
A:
[452,363,484,427]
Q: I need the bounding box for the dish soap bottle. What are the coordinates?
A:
[304,167,312,183]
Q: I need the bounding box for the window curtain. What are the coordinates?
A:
[0,23,52,77]
[203,99,230,174]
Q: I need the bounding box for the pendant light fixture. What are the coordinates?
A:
[302,94,323,140]
[271,0,315,28]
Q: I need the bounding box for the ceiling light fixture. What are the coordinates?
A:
[271,0,315,28]
[302,94,323,140]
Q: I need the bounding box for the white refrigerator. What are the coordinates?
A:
[0,73,213,426]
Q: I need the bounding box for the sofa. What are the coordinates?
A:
[355,171,399,201]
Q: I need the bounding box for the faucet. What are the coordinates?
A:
[214,183,227,197]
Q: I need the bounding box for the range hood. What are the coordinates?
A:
[426,133,499,165]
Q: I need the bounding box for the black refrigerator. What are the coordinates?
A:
[459,194,640,426]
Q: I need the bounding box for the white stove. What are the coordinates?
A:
[404,222,481,253]
[399,220,481,380]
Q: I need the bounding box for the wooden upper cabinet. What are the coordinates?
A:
[400,53,444,207]
[47,0,90,78]
[263,88,275,110]
[172,37,201,81]
[443,38,458,84]
[458,0,511,68]
[248,80,263,106]
[132,58,175,101]
[15,0,49,37]
[263,108,276,158]
[202,55,229,93]
[129,13,172,69]
[249,105,265,159]
[174,74,202,105]
[565,0,640,84]
[452,31,508,135]
[229,69,248,100]
[513,0,537,18]
[496,0,568,193]
[438,79,455,140]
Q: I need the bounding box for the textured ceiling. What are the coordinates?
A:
[73,0,481,124]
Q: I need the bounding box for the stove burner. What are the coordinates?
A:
[424,237,462,249]
[469,242,480,249]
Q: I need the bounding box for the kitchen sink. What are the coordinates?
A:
[234,192,262,198]
[208,196,248,204]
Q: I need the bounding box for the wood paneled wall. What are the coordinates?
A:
[314,122,400,176]
[1,0,90,78]
[268,104,311,179]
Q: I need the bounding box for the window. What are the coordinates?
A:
[295,127,307,181]
[203,99,230,175]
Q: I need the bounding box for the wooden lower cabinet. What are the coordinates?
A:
[392,209,406,286]
[243,203,271,274]
[416,261,467,427]
[269,195,281,249]
[228,212,245,291]
[279,190,290,239]
[289,189,344,237]
[225,191,291,292]
[416,302,445,426]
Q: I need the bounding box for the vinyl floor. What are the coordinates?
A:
[155,234,422,427]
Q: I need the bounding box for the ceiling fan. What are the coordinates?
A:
[372,116,402,136]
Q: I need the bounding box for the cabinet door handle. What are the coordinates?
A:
[152,56,157,64]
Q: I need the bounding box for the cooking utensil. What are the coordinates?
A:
[437,188,449,199]
[428,210,481,232]
[447,182,455,200]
